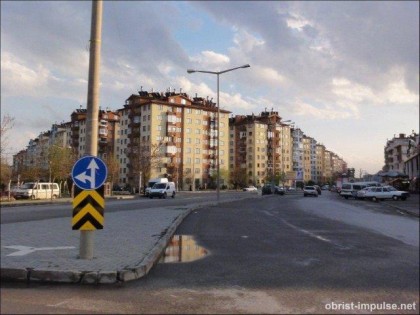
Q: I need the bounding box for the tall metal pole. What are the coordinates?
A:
[186,64,250,204]
[81,0,102,260]
[216,74,220,203]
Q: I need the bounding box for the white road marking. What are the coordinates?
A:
[3,245,75,256]
[263,210,274,216]
[280,219,348,249]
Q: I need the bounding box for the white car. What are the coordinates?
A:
[363,186,410,202]
[356,187,371,200]
[243,186,258,192]
[303,186,318,197]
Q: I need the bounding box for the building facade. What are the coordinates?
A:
[12,92,348,188]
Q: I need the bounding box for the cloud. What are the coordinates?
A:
[292,99,354,120]
[189,51,230,69]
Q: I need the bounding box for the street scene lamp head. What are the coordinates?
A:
[187,69,196,74]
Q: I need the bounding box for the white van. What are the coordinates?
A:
[145,177,168,196]
[14,182,60,200]
[149,182,176,199]
[340,181,380,199]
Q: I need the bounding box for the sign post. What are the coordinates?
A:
[72,156,107,259]
[77,0,103,260]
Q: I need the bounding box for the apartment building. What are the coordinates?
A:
[316,144,326,183]
[331,153,347,175]
[384,133,416,173]
[292,128,304,183]
[323,150,333,180]
[118,90,230,190]
[229,110,293,186]
[70,107,119,160]
[302,136,317,183]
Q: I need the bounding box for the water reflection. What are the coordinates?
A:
[159,235,208,263]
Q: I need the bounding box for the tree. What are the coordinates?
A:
[229,167,247,189]
[48,146,77,182]
[0,115,15,190]
[129,140,167,191]
[104,154,120,190]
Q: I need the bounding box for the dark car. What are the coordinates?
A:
[262,184,274,195]
[274,186,285,195]
[314,185,322,195]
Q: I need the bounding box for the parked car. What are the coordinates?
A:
[243,186,258,192]
[145,177,168,196]
[274,186,285,195]
[363,186,410,202]
[262,184,274,195]
[287,187,296,191]
[340,181,381,199]
[303,186,318,197]
[149,182,176,199]
[356,187,371,200]
[14,182,60,200]
[321,185,329,190]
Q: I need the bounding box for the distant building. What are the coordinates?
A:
[384,133,413,173]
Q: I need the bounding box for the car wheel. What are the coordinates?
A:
[162,192,167,199]
[372,196,378,202]
[30,195,36,200]
[344,196,348,200]
[149,196,153,199]
[304,194,307,197]
[401,196,406,201]
[392,195,398,201]
[315,195,318,197]
[172,192,175,198]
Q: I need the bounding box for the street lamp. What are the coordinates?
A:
[187,64,250,203]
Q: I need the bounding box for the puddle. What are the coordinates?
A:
[159,235,208,263]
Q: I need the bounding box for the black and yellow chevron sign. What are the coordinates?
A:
[72,186,104,230]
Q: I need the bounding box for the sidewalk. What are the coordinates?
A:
[0,194,259,284]
[1,205,192,284]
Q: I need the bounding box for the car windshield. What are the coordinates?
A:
[148,182,157,188]
[387,187,397,191]
[305,186,315,190]
[21,183,35,189]
[153,183,166,189]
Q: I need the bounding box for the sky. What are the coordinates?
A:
[1,1,419,175]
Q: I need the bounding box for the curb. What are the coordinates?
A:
[382,202,419,218]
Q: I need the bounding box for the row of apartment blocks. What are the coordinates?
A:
[13,89,347,189]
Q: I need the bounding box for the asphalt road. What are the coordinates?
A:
[1,193,419,314]
[0,191,245,224]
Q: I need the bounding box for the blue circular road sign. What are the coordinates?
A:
[71,156,108,190]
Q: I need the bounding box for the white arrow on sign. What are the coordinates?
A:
[74,158,98,189]
[4,245,75,256]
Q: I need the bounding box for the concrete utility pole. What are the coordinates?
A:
[81,0,103,260]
